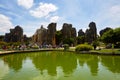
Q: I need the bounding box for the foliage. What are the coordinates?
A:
[77,36,85,44]
[114,28,120,43]
[0,41,7,48]
[31,44,39,49]
[8,42,21,46]
[101,29,114,44]
[0,35,4,41]
[99,27,112,36]
[63,44,69,51]
[0,41,7,45]
[101,27,120,44]
[92,40,100,50]
[32,46,39,49]
[63,38,74,46]
[75,44,93,51]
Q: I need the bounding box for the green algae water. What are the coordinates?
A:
[0,51,120,80]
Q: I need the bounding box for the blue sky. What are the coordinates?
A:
[0,0,120,37]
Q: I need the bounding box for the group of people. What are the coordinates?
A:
[1,43,65,51]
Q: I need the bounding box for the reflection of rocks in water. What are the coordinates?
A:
[32,51,77,76]
[1,51,77,76]
[77,54,99,76]
[77,54,94,66]
[32,52,57,76]
[57,52,77,74]
[2,54,26,72]
[87,56,99,76]
[101,56,120,73]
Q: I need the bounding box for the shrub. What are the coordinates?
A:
[63,44,69,51]
[32,46,39,49]
[75,44,93,51]
[0,41,8,49]
[92,40,100,50]
[31,44,39,49]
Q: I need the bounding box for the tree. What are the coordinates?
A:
[0,35,4,41]
[101,29,114,44]
[99,27,112,37]
[92,40,100,50]
[77,36,85,44]
[0,41,7,46]
[55,31,62,45]
[114,28,120,43]
[63,38,74,46]
[101,27,120,45]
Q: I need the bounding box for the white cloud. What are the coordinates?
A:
[50,16,60,22]
[104,5,120,27]
[18,0,33,9]
[30,2,58,18]
[0,14,13,33]
[109,5,120,17]
[93,4,120,31]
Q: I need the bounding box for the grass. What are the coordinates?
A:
[90,48,120,53]
[69,46,120,54]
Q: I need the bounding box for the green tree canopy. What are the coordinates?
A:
[114,28,120,43]
[101,27,120,44]
[77,36,85,44]
[101,29,114,44]
[63,38,74,46]
[99,27,112,36]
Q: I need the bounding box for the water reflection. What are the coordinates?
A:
[101,55,120,73]
[32,52,77,76]
[1,54,26,72]
[32,52,58,76]
[76,54,99,76]
[0,60,9,79]
[0,51,120,80]
[0,52,77,76]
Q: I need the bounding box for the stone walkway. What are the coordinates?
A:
[0,51,15,54]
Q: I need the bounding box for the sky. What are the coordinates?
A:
[0,0,120,37]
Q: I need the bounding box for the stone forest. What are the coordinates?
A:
[1,21,120,51]
[3,22,97,47]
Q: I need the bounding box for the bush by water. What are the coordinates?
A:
[75,44,93,51]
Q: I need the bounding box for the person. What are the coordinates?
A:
[93,44,96,50]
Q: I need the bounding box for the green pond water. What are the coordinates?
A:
[0,51,120,80]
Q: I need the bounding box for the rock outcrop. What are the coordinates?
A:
[32,23,56,46]
[32,25,47,45]
[4,25,23,42]
[78,29,85,37]
[61,23,77,45]
[85,22,97,43]
[61,23,72,39]
[47,23,56,46]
